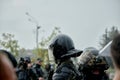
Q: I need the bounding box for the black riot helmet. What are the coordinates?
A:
[79,47,109,70]
[24,57,31,63]
[49,34,83,63]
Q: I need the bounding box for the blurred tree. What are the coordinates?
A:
[99,26,119,49]
[0,33,20,57]
[17,48,27,57]
[99,26,119,68]
[39,27,61,48]
[34,27,61,65]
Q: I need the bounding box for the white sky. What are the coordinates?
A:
[0,0,120,50]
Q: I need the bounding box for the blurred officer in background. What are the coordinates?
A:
[17,56,38,80]
[44,63,54,80]
[49,34,82,80]
[33,58,44,80]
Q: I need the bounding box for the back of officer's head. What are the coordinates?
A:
[0,50,17,80]
[111,34,120,69]
[0,50,17,68]
[36,58,43,65]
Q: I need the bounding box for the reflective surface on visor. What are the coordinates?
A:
[48,48,55,64]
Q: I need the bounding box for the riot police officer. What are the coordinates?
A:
[49,34,83,80]
[16,57,38,80]
[78,47,109,80]
[33,58,44,80]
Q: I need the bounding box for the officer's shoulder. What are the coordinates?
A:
[60,66,73,73]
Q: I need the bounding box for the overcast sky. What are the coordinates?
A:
[0,0,120,50]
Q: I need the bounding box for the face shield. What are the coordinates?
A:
[48,47,55,64]
[78,50,94,65]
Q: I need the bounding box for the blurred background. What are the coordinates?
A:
[0,0,120,79]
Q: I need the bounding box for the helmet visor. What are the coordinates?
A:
[48,48,55,64]
[79,50,94,64]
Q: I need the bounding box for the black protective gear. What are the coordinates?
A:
[79,47,99,65]
[33,64,44,78]
[17,57,38,80]
[24,57,31,63]
[16,68,38,80]
[49,34,82,80]
[79,47,109,70]
[49,34,82,63]
[18,57,31,69]
[53,60,81,80]
[78,47,109,80]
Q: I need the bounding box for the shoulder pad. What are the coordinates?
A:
[61,67,73,73]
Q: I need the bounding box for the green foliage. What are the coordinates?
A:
[0,33,20,56]
[32,48,48,67]
[99,26,119,49]
[39,27,61,48]
[33,48,47,58]
[99,26,119,69]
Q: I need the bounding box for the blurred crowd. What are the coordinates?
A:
[0,34,120,80]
